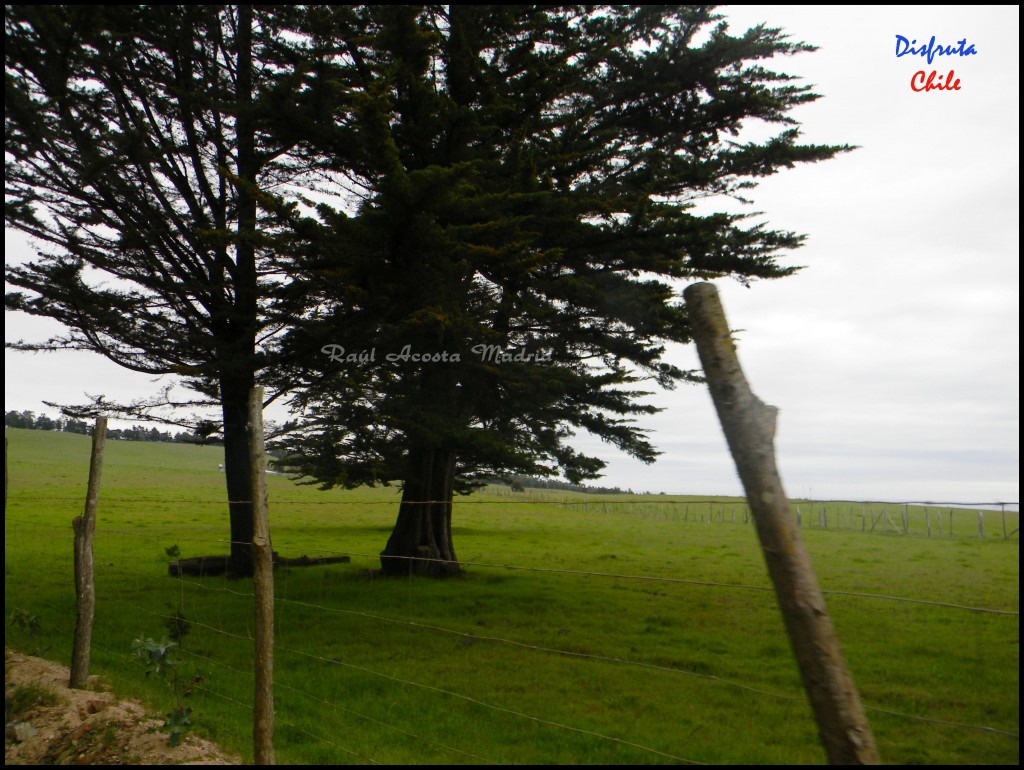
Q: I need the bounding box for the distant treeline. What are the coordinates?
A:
[4,410,219,444]
[494,474,653,497]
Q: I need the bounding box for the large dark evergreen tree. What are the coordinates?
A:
[275,6,849,576]
[5,5,303,576]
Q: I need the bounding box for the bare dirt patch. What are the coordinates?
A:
[5,650,238,765]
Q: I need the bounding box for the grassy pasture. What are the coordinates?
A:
[4,428,1019,764]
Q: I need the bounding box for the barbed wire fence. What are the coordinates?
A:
[5,515,1019,762]
[4,424,1020,764]
[5,515,1020,764]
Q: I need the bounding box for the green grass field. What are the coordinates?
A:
[4,428,1019,764]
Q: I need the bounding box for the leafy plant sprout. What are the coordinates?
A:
[131,636,195,747]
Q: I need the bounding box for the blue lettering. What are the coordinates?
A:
[895,34,978,65]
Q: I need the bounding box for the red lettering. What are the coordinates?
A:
[911,69,962,92]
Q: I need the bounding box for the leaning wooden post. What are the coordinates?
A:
[684,283,879,765]
[70,415,107,689]
[248,388,275,765]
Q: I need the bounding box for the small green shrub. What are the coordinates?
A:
[131,636,193,747]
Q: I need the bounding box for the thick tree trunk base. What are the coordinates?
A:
[169,553,350,577]
[378,491,461,578]
[379,444,461,578]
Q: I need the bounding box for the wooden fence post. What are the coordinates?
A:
[684,283,879,765]
[249,388,275,765]
[70,416,107,689]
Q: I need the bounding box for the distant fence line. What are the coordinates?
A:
[523,496,1019,541]
[7,491,1020,540]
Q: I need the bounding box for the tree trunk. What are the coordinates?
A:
[380,445,461,577]
[223,4,259,581]
[222,380,255,578]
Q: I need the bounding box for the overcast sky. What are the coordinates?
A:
[5,5,1019,504]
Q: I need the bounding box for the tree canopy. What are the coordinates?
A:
[5,5,303,575]
[270,5,849,575]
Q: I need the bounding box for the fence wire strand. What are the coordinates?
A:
[277,644,706,765]
[272,678,495,765]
